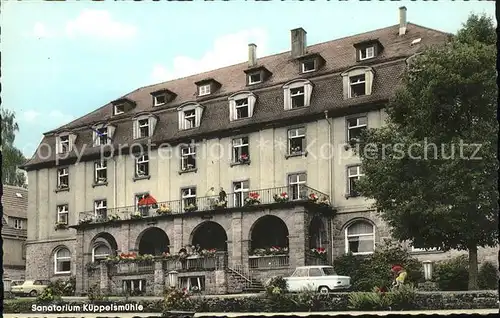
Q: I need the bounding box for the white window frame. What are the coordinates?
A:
[290,86,306,109]
[138,119,150,138]
[184,110,196,129]
[154,94,167,106]
[288,127,306,155]
[233,180,249,207]
[54,247,71,274]
[94,161,107,183]
[178,103,204,130]
[347,165,364,196]
[341,67,374,100]
[283,80,313,110]
[288,173,307,200]
[92,244,111,262]
[359,46,375,61]
[345,221,375,255]
[232,137,249,163]
[13,218,23,229]
[349,74,366,98]
[114,104,125,115]
[59,135,70,153]
[181,146,196,171]
[135,154,149,177]
[228,92,256,121]
[57,168,69,189]
[301,60,316,73]
[347,116,367,142]
[199,84,211,96]
[94,127,109,146]
[235,98,249,119]
[248,72,261,85]
[94,200,107,220]
[57,204,69,224]
[181,187,197,209]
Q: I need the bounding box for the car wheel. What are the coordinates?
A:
[29,290,38,297]
[318,286,330,294]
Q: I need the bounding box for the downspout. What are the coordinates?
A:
[324,110,334,264]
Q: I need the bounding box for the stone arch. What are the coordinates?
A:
[190,221,228,251]
[136,227,170,256]
[343,218,376,255]
[89,232,118,262]
[249,215,289,251]
[308,215,327,249]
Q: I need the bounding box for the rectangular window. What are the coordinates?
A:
[232,137,249,163]
[13,218,23,229]
[248,73,261,85]
[359,46,375,60]
[302,60,316,73]
[123,279,146,295]
[181,146,196,171]
[59,136,70,153]
[347,166,364,197]
[135,193,150,215]
[180,276,205,292]
[235,98,249,119]
[288,173,307,200]
[135,154,149,177]
[184,110,196,129]
[347,116,367,142]
[94,161,107,184]
[233,180,249,208]
[349,75,366,98]
[199,84,211,96]
[57,168,69,189]
[138,119,150,138]
[114,104,125,115]
[94,200,107,221]
[94,127,108,146]
[288,127,306,155]
[290,87,305,108]
[154,94,166,106]
[57,204,69,225]
[181,187,197,210]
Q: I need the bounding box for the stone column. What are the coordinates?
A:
[153,260,164,296]
[173,218,184,252]
[99,263,108,294]
[230,213,243,267]
[289,209,306,269]
[214,270,228,295]
[75,231,85,296]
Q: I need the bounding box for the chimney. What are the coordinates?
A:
[291,28,307,58]
[248,43,257,68]
[399,6,407,36]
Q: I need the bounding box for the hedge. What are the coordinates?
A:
[3,291,498,313]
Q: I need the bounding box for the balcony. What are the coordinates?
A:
[75,186,332,226]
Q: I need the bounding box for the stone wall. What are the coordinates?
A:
[25,238,76,280]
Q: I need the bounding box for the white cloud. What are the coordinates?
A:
[33,22,53,39]
[22,110,41,122]
[65,9,137,40]
[151,28,269,83]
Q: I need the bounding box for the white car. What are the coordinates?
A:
[284,265,351,294]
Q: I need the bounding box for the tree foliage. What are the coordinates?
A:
[1,108,27,187]
[352,14,497,289]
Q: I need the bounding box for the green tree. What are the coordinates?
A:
[352,14,498,290]
[1,108,27,187]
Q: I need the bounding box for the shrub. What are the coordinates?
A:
[36,287,62,302]
[86,283,107,302]
[334,239,423,291]
[348,292,391,310]
[478,261,499,290]
[47,277,76,296]
[264,276,288,296]
[434,255,469,291]
[163,287,192,311]
[386,284,417,310]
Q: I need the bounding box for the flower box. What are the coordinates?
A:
[244,192,261,206]
[238,154,250,163]
[54,222,68,230]
[273,192,289,203]
[310,247,327,260]
[108,214,121,221]
[308,193,319,202]
[156,204,171,215]
[130,212,143,219]
[184,204,198,212]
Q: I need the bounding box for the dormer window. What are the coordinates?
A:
[92,124,115,146]
[283,79,313,110]
[112,98,136,115]
[359,46,375,61]
[301,60,316,73]
[248,73,261,85]
[229,92,256,121]
[341,66,375,99]
[133,115,158,139]
[151,89,176,107]
[199,84,211,96]
[114,104,125,115]
[178,103,204,130]
[56,133,76,154]
[154,95,166,106]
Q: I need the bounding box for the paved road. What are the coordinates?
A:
[3,309,498,318]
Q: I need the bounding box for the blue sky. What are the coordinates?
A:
[1,0,494,158]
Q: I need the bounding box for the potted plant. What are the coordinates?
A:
[156,204,171,215]
[108,214,121,221]
[317,196,330,206]
[200,248,217,257]
[311,247,327,260]
[238,153,249,164]
[78,218,92,225]
[130,212,142,219]
[214,200,227,209]
[54,222,68,230]
[273,192,289,203]
[184,203,197,212]
[244,192,261,206]
[290,146,302,154]
[308,193,319,202]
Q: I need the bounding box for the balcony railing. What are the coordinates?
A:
[109,260,155,275]
[249,254,290,269]
[77,185,331,225]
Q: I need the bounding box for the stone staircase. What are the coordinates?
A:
[226,265,265,293]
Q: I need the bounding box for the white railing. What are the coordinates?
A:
[249,254,290,269]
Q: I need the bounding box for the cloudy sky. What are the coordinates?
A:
[2,0,494,158]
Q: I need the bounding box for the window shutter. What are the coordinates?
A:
[304,83,312,106]
[365,70,374,95]
[108,125,116,141]
[92,130,98,146]
[148,116,158,136]
[133,120,139,139]
[229,100,235,121]
[178,111,184,130]
[195,107,202,127]
[342,75,349,99]
[283,88,291,110]
[248,95,256,117]
[55,137,61,154]
[69,134,77,151]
